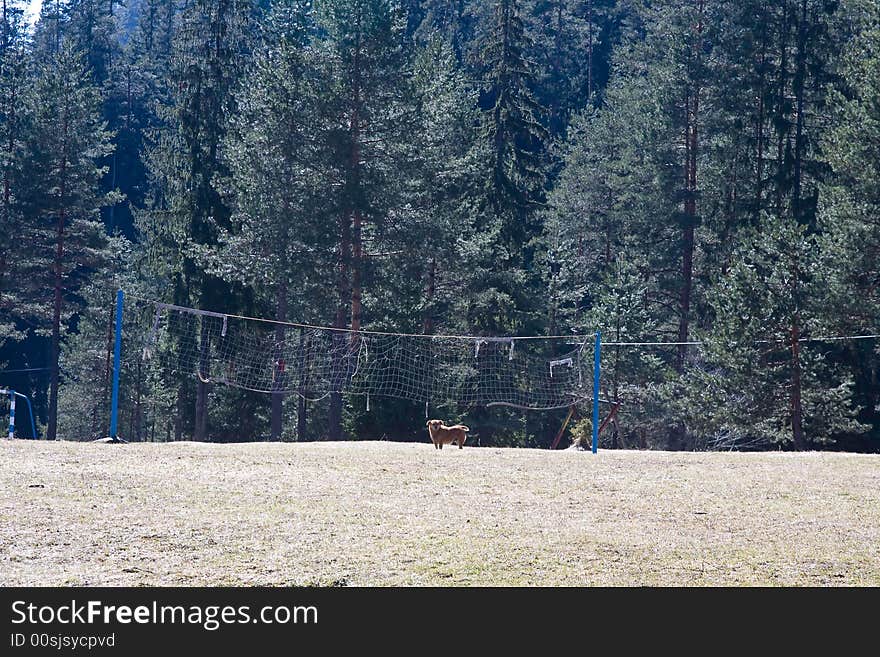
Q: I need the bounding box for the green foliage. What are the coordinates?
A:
[815,0,880,446]
[688,214,866,448]
[0,0,31,346]
[16,41,120,438]
[56,238,131,440]
[3,0,877,450]
[465,0,550,337]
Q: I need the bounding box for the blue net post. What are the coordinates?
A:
[7,389,13,439]
[591,331,601,454]
[109,289,124,438]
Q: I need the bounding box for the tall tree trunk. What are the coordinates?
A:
[174,387,183,441]
[677,95,699,370]
[0,49,12,299]
[194,319,210,441]
[789,236,806,449]
[135,356,143,441]
[755,19,768,219]
[99,298,114,436]
[47,106,69,441]
[775,2,791,216]
[0,249,5,309]
[328,209,351,440]
[553,1,562,74]
[423,257,436,334]
[676,0,705,372]
[108,152,117,232]
[270,280,288,440]
[54,0,61,53]
[612,298,622,448]
[47,214,65,440]
[351,209,363,334]
[329,9,364,440]
[671,115,695,451]
[587,0,594,100]
[162,0,173,58]
[790,315,806,450]
[552,0,563,126]
[297,329,308,441]
[670,0,705,450]
[349,12,364,338]
[792,0,808,222]
[172,276,186,441]
[145,0,155,52]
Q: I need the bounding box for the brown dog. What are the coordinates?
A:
[426,419,470,449]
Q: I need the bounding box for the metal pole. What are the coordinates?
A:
[591,331,601,454]
[16,392,37,439]
[109,289,124,438]
[7,389,14,439]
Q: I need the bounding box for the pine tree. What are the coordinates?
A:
[579,258,673,449]
[527,0,616,135]
[221,6,333,440]
[140,0,256,441]
[546,101,658,333]
[817,0,880,448]
[315,0,421,439]
[129,0,176,70]
[691,214,865,448]
[0,0,29,345]
[56,237,132,440]
[548,89,688,448]
[547,14,692,444]
[115,0,178,237]
[64,0,120,84]
[19,43,118,440]
[406,35,482,336]
[469,0,548,336]
[33,0,68,56]
[342,33,488,441]
[412,0,472,60]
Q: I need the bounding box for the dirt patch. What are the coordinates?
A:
[1,441,878,585]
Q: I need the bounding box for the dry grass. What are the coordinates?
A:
[1,440,879,586]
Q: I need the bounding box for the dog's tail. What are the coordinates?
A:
[459,425,470,432]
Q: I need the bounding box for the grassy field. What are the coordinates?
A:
[1,440,878,586]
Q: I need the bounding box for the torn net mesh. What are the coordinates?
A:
[134,300,595,411]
